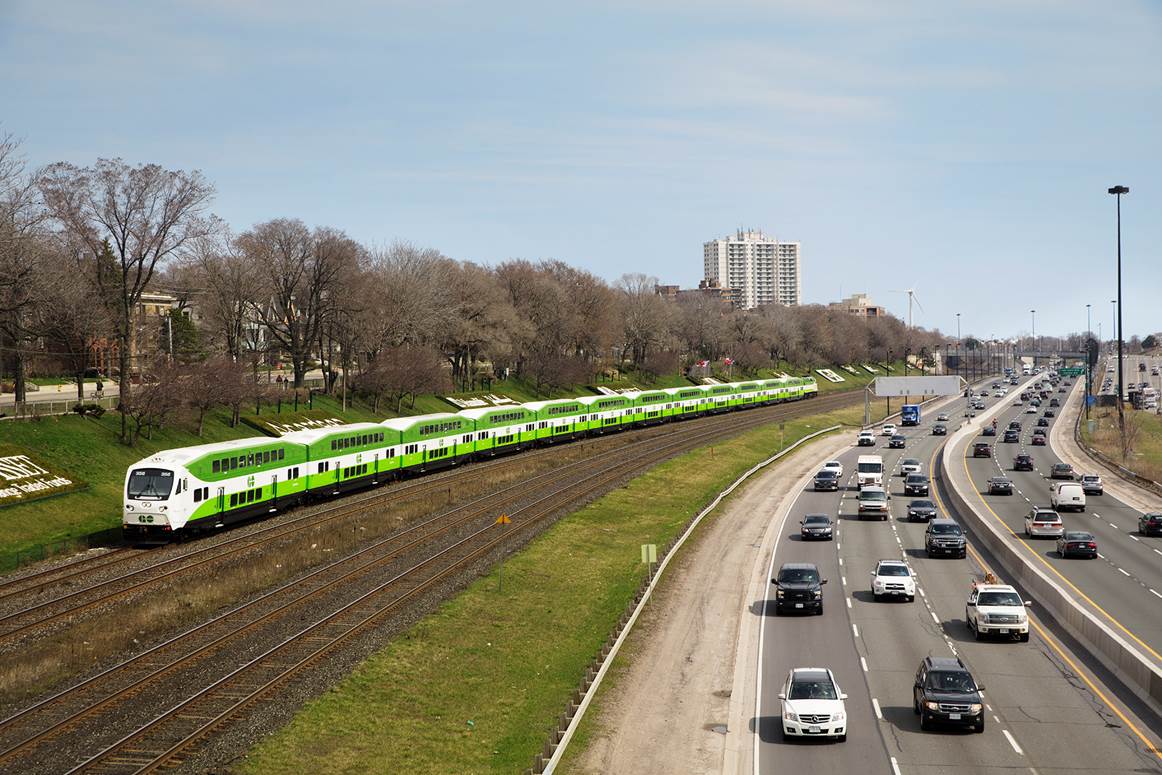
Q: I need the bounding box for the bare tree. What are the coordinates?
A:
[34,244,113,401]
[120,363,183,444]
[39,159,214,442]
[0,133,49,402]
[181,225,262,360]
[616,273,672,368]
[360,345,450,413]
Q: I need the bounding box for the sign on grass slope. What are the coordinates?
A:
[0,446,86,507]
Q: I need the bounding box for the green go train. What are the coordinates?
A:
[123,376,817,541]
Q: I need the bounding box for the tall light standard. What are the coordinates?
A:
[1030,309,1036,368]
[1086,303,1093,421]
[956,313,962,383]
[1109,184,1129,447]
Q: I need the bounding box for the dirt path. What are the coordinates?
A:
[561,430,854,775]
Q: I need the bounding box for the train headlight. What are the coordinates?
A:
[159,506,167,512]
[125,505,134,511]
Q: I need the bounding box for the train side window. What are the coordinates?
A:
[256,487,262,499]
[193,488,202,503]
[229,493,237,507]
[212,460,220,473]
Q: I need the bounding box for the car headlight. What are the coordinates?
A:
[925,701,940,711]
[833,710,845,722]
[783,711,798,722]
[813,590,822,599]
[969,704,983,714]
[776,589,785,598]
[873,580,884,589]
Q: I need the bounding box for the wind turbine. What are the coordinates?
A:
[889,289,924,329]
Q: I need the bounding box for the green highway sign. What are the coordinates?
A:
[1057,367,1084,376]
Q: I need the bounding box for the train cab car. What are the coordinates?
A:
[123,437,309,542]
[458,406,536,457]
[576,394,633,434]
[282,423,398,497]
[381,413,476,474]
[523,399,586,443]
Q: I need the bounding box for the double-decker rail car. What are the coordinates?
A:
[381,413,476,474]
[283,423,397,497]
[459,405,536,457]
[524,399,586,443]
[630,389,671,425]
[576,394,633,434]
[664,386,709,417]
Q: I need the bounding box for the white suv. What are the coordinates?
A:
[821,460,844,478]
[965,584,1030,642]
[870,560,916,602]
[857,486,890,520]
[778,667,848,742]
[881,423,897,436]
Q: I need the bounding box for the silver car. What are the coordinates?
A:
[1024,507,1064,538]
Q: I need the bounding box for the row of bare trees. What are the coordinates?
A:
[5,135,1034,445]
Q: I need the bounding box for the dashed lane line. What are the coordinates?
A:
[1002,729,1024,755]
[846,597,852,609]
[860,656,868,673]
[872,697,883,720]
[853,623,859,638]
[1151,589,1162,600]
[890,756,902,775]
[1118,567,1132,577]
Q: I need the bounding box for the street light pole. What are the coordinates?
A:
[1108,184,1129,450]
[1086,303,1092,422]
[956,313,961,383]
[1030,309,1036,369]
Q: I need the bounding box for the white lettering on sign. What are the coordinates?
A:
[0,455,50,481]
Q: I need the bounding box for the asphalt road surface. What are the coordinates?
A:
[755,376,1162,774]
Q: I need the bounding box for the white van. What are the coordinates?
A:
[857,486,890,520]
[857,455,884,489]
[1050,482,1086,512]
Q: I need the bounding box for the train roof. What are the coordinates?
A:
[457,405,532,419]
[280,422,385,445]
[522,398,581,411]
[380,412,462,430]
[131,436,286,467]
[576,394,630,405]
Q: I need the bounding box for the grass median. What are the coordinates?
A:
[1081,405,1162,482]
[241,403,873,774]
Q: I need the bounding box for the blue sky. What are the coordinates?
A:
[1,0,1159,340]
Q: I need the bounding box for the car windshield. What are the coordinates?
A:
[126,468,174,500]
[789,677,838,700]
[903,459,920,466]
[930,523,961,535]
[927,671,976,693]
[911,500,934,509]
[977,591,1023,607]
[779,568,819,583]
[878,564,910,576]
[861,491,886,501]
[1033,512,1059,523]
[1082,476,1099,482]
[907,474,925,482]
[857,462,881,473]
[804,516,829,525]
[816,470,837,479]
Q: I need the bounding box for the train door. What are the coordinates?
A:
[216,487,225,513]
[271,474,278,507]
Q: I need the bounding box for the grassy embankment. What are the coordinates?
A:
[241,400,884,775]
[1080,405,1162,482]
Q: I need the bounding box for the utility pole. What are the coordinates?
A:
[1108,185,1129,452]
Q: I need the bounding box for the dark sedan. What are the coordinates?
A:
[1044,409,1056,418]
[973,442,992,458]
[1013,454,1034,471]
[932,424,947,436]
[1057,531,1098,559]
[1031,434,1046,446]
[1036,418,1049,427]
[814,469,840,491]
[1140,513,1162,537]
[800,514,834,540]
[889,434,907,449]
[1003,429,1019,443]
[907,499,938,522]
[1008,420,1022,431]
[1050,463,1075,480]
[982,426,996,437]
[988,477,1013,495]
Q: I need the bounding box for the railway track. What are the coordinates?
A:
[0,392,856,650]
[0,392,859,773]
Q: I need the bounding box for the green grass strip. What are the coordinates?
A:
[242,404,867,774]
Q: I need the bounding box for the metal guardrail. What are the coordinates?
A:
[0,396,121,421]
[1072,396,1162,498]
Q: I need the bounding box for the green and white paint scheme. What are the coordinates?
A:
[380,412,473,472]
[458,406,536,455]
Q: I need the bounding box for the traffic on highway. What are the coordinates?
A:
[755,372,1162,774]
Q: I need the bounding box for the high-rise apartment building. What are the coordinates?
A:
[703,229,801,310]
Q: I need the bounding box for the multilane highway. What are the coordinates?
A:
[958,378,1162,668]
[755,378,1162,774]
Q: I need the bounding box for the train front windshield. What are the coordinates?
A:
[127,468,174,500]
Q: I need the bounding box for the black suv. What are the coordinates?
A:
[907,499,937,522]
[925,519,966,558]
[904,473,930,496]
[914,656,985,733]
[1013,454,1034,471]
[771,562,826,615]
[814,469,840,491]
[932,424,947,436]
[1003,429,1019,443]
[972,442,991,458]
[1008,420,1022,431]
[889,434,906,449]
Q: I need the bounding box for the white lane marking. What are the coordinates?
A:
[1098,553,1106,559]
[842,576,847,586]
[1110,523,1119,530]
[1003,729,1024,755]
[1150,589,1162,599]
[985,703,992,711]
[861,656,869,672]
[1093,512,1101,518]
[1131,535,1140,542]
[853,623,859,638]
[890,756,902,775]
[1154,549,1162,557]
[918,587,926,598]
[872,697,883,719]
[1118,567,1131,577]
[838,557,844,566]
[930,611,941,624]
[846,597,852,609]
[837,542,841,550]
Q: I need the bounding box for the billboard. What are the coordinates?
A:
[872,375,963,397]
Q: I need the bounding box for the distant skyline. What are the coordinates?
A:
[1,1,1159,339]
